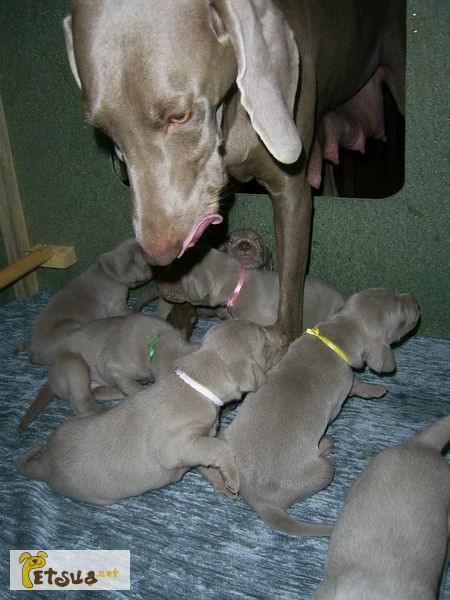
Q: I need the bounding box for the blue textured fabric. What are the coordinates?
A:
[1,293,449,599]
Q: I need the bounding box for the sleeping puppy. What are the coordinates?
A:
[19,319,287,505]
[18,314,197,431]
[222,228,273,270]
[313,415,450,599]
[28,238,153,365]
[157,248,344,327]
[199,288,420,536]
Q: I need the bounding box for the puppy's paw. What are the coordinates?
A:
[220,468,239,498]
[224,482,240,499]
[196,465,228,494]
[319,434,335,455]
[350,378,387,399]
[367,384,388,398]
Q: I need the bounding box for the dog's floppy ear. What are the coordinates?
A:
[364,340,396,373]
[245,363,267,392]
[210,0,302,164]
[63,15,82,89]
[129,244,154,285]
[97,240,148,286]
[185,276,211,305]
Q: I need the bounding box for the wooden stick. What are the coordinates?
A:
[0,245,53,290]
[0,91,38,297]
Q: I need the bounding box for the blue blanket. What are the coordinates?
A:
[1,293,449,599]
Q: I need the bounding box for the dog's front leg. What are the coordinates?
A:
[111,376,145,397]
[270,175,312,341]
[350,376,387,399]
[182,436,239,496]
[196,464,228,494]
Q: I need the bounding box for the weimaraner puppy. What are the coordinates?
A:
[157,248,345,328]
[18,314,197,431]
[19,319,287,505]
[313,415,450,599]
[199,288,420,536]
[28,238,153,365]
[222,228,272,271]
[133,228,272,315]
[63,0,405,341]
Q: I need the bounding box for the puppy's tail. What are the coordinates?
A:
[412,414,450,452]
[18,444,49,482]
[253,502,333,537]
[18,383,54,432]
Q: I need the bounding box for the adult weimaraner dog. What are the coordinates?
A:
[313,415,450,599]
[199,288,420,536]
[28,238,153,365]
[19,314,197,431]
[19,319,287,505]
[63,0,405,341]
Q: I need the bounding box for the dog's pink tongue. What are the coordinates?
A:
[178,214,223,258]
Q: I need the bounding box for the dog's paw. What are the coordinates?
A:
[319,434,335,455]
[224,482,240,499]
[350,378,387,399]
[221,469,239,498]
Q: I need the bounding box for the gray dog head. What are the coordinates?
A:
[97,238,153,288]
[339,288,420,373]
[176,319,287,402]
[63,0,301,265]
[222,228,273,270]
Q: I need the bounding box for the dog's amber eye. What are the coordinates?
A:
[168,111,191,124]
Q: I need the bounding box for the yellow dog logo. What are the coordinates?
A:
[19,551,48,588]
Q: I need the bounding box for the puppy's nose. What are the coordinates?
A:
[238,241,251,252]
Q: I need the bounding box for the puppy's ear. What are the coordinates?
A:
[186,277,211,304]
[131,245,153,284]
[242,363,267,393]
[98,240,152,287]
[365,342,396,373]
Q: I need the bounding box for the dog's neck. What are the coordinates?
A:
[311,317,364,370]
[304,326,351,366]
[205,253,246,305]
[176,348,244,405]
[175,369,224,407]
[226,266,247,315]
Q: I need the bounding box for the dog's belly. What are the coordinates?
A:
[307,67,388,189]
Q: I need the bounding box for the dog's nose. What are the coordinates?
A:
[238,241,251,252]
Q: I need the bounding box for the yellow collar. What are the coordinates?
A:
[304,326,351,366]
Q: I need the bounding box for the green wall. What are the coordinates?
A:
[1,1,448,337]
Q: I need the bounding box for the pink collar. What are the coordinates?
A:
[226,266,247,314]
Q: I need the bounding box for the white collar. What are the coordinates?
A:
[175,369,224,407]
